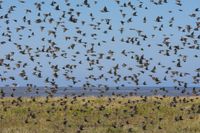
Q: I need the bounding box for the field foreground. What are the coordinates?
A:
[1,96,200,133]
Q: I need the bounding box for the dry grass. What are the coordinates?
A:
[1,96,200,133]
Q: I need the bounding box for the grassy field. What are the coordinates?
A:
[0,96,200,133]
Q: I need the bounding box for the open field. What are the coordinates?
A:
[1,96,200,133]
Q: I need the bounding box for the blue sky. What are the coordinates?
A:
[0,0,200,87]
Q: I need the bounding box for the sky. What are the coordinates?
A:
[0,0,200,87]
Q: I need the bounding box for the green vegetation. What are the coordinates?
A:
[1,96,200,133]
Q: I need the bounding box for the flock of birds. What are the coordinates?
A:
[0,0,200,97]
[0,0,200,133]
[1,95,200,132]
